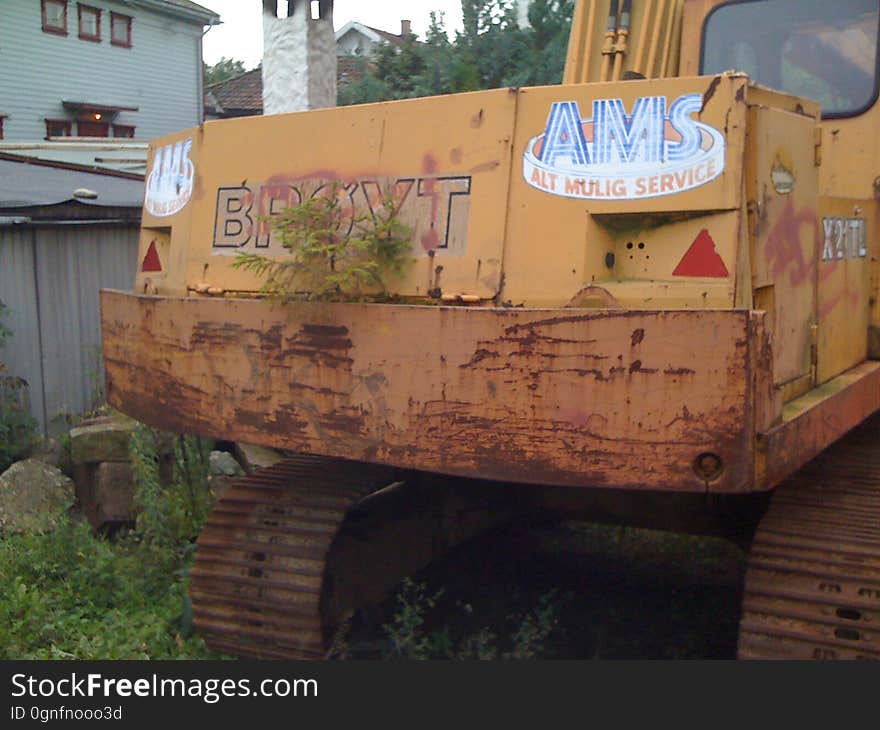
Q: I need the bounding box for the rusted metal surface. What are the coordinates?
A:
[739,412,880,659]
[759,361,880,489]
[745,104,819,395]
[102,290,770,493]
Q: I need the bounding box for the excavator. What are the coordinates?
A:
[101,0,880,659]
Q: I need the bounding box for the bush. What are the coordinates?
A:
[0,400,38,474]
[129,424,213,578]
[0,299,38,473]
[0,421,221,659]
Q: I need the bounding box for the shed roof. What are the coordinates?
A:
[0,155,145,210]
[0,141,148,176]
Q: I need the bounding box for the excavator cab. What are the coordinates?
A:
[100,0,880,659]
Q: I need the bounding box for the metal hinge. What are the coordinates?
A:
[814,126,822,167]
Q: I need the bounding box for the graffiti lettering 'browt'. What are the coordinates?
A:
[213,176,472,257]
[523,93,725,201]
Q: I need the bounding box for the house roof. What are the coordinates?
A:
[334,21,407,47]
[127,0,220,25]
[206,68,263,116]
[205,60,369,117]
[0,155,145,209]
[365,25,407,45]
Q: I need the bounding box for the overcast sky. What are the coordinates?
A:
[199,1,466,70]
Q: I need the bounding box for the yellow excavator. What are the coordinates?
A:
[101,0,880,659]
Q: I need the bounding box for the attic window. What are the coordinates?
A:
[42,0,68,35]
[110,12,132,47]
[78,4,101,42]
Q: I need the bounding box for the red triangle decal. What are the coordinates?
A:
[141,240,162,272]
[672,229,729,278]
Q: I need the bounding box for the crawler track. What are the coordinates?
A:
[190,455,516,659]
[738,416,880,659]
[190,456,397,659]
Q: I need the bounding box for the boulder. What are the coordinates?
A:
[234,442,285,474]
[209,450,245,477]
[70,418,137,464]
[0,459,75,533]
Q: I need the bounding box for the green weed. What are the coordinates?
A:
[379,578,564,660]
[232,181,413,302]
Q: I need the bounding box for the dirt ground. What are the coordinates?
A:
[341,521,748,660]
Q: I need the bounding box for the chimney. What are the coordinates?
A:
[262,0,337,115]
[400,19,412,37]
[515,0,530,28]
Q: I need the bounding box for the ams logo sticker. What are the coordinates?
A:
[524,93,725,201]
[144,139,195,217]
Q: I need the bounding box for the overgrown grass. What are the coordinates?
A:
[0,423,223,660]
[0,518,216,659]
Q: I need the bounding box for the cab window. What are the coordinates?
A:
[701,0,880,117]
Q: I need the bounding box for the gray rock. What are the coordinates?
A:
[0,459,75,534]
[209,450,245,477]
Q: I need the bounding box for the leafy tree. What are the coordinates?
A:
[204,56,248,86]
[338,1,573,107]
[523,0,574,85]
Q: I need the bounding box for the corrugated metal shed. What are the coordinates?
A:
[0,156,142,434]
[0,223,139,433]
